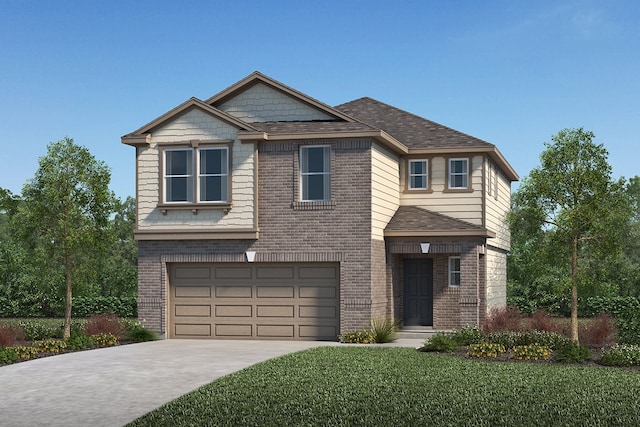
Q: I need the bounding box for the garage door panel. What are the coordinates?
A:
[175,286,211,298]
[257,305,295,318]
[256,267,295,279]
[169,263,339,340]
[257,286,294,298]
[215,324,252,337]
[175,305,211,317]
[299,286,336,299]
[174,324,211,337]
[299,305,336,318]
[215,286,252,298]
[215,305,252,317]
[215,267,252,279]
[257,324,295,338]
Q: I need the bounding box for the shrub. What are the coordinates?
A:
[65,333,95,350]
[600,344,640,367]
[339,330,375,344]
[615,311,640,345]
[554,342,592,364]
[484,330,570,350]
[482,307,523,333]
[468,342,506,358]
[0,346,18,364]
[512,344,552,361]
[484,331,522,349]
[72,295,137,318]
[579,314,617,348]
[124,324,158,343]
[18,319,63,340]
[526,311,565,334]
[91,333,118,347]
[448,325,482,346]
[84,313,125,339]
[420,333,460,352]
[370,318,398,343]
[11,345,39,361]
[0,321,25,346]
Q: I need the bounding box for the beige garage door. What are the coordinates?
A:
[168,263,340,341]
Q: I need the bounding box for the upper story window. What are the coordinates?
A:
[408,159,428,190]
[448,256,461,287]
[164,146,229,204]
[300,145,331,201]
[448,158,469,189]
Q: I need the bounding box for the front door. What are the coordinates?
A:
[403,258,433,326]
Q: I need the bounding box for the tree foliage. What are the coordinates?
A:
[508,128,631,343]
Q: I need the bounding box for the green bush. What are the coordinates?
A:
[0,346,18,364]
[420,333,459,352]
[449,325,482,346]
[600,344,640,367]
[370,318,398,343]
[338,330,375,344]
[512,344,552,361]
[65,333,95,350]
[484,330,570,350]
[468,342,506,358]
[554,342,592,364]
[72,296,137,318]
[124,324,157,343]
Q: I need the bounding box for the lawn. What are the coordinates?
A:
[128,346,640,426]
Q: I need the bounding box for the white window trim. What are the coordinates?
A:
[448,158,469,189]
[163,146,230,205]
[408,159,428,190]
[448,256,461,287]
[299,145,331,202]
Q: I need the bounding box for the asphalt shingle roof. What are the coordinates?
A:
[335,97,494,150]
[385,206,488,233]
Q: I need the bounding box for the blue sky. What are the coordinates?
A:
[1,0,638,200]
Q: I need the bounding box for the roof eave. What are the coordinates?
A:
[384,229,497,238]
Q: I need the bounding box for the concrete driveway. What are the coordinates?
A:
[0,339,422,427]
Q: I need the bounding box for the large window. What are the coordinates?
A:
[448,158,469,189]
[300,146,331,201]
[408,159,428,190]
[164,146,229,204]
[448,256,461,287]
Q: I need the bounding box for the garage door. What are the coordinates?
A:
[168,263,340,340]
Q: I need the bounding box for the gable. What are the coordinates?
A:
[216,82,336,123]
[152,108,240,143]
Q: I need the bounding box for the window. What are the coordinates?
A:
[164,146,229,204]
[300,146,331,201]
[448,158,469,189]
[448,256,461,287]
[408,159,428,190]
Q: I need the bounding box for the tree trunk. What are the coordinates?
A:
[64,254,72,339]
[571,235,579,344]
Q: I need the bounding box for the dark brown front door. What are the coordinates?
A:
[403,258,433,326]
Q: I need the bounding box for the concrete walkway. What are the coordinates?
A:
[0,339,422,427]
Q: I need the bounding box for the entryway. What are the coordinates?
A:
[403,258,433,326]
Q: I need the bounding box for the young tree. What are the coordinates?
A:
[18,137,114,338]
[510,128,630,343]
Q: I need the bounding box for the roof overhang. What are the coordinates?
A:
[237,129,408,154]
[384,229,496,238]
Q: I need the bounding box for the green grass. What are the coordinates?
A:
[128,347,640,426]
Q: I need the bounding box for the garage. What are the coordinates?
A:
[168,263,340,340]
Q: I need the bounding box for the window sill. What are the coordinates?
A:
[292,200,336,211]
[443,188,474,193]
[157,203,232,215]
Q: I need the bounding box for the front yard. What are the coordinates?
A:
[128,346,640,426]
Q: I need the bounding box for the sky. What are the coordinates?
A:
[1,0,638,200]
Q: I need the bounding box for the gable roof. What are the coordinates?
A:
[336,97,518,181]
[206,71,356,123]
[384,206,496,238]
[121,97,258,146]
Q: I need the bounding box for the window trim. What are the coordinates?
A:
[448,256,461,287]
[408,159,429,191]
[299,145,331,202]
[160,142,232,208]
[447,157,470,191]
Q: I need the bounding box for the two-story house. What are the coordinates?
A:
[122,72,518,340]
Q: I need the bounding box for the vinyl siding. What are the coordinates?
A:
[485,160,512,251]
[485,247,507,309]
[218,82,334,122]
[136,108,256,230]
[371,143,400,240]
[400,155,483,225]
